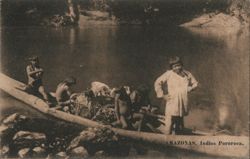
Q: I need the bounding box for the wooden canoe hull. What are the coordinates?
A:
[0,73,249,158]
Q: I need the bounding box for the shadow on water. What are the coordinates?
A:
[183,26,249,135]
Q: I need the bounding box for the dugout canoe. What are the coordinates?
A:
[0,72,249,158]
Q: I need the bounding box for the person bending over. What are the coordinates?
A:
[55,77,76,113]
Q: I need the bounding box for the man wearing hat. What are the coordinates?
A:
[154,56,198,134]
[26,56,50,103]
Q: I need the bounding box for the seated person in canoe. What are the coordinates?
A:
[130,85,162,132]
[24,56,51,105]
[111,86,147,131]
[54,77,77,113]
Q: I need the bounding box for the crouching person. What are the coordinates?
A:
[54,77,77,113]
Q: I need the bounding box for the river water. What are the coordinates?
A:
[1,25,249,136]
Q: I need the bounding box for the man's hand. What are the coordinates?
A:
[187,86,192,92]
[34,68,43,74]
[35,69,44,78]
[163,94,171,101]
[38,68,43,72]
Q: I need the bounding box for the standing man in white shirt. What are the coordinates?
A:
[154,56,198,134]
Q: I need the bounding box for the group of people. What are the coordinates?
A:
[24,55,198,135]
[24,56,76,109]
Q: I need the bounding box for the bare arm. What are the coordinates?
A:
[154,71,169,98]
[56,85,72,106]
[187,72,198,92]
[26,66,43,77]
[130,91,137,105]
[114,94,120,121]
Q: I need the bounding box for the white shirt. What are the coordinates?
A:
[154,70,198,116]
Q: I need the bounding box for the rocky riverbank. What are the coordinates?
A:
[0,113,134,158]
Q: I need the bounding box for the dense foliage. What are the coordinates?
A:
[1,0,249,26]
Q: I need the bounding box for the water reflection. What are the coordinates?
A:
[185,26,249,134]
[1,25,249,133]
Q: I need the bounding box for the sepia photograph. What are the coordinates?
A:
[0,0,249,158]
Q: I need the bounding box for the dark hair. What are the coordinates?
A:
[84,90,95,98]
[28,56,39,61]
[63,76,76,85]
[137,85,150,94]
[113,86,127,95]
[169,56,183,69]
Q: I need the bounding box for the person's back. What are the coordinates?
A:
[116,87,131,115]
[55,77,76,110]
[55,83,70,105]
[113,87,132,129]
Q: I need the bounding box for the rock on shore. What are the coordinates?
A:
[0,113,130,158]
[181,13,241,28]
[180,0,249,35]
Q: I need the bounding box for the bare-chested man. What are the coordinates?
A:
[25,56,50,104]
[113,86,132,129]
[55,77,76,112]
